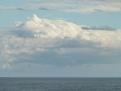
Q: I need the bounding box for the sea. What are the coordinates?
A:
[0,78,121,91]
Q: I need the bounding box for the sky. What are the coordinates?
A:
[0,0,121,77]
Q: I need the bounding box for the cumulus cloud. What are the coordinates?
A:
[0,14,121,68]
[14,15,121,48]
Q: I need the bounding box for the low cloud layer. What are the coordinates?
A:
[0,15,121,68]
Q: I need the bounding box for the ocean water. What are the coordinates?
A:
[0,78,121,91]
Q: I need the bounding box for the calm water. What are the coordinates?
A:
[0,78,121,91]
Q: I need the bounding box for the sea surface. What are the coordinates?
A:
[0,78,121,91]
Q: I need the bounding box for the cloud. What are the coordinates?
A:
[25,0,121,13]
[0,5,25,11]
[15,15,121,48]
[79,2,121,13]
[1,0,121,12]
[0,14,121,68]
[82,26,116,31]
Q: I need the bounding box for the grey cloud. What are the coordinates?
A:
[82,26,116,31]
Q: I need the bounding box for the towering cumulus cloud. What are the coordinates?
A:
[15,14,121,48]
[0,14,121,68]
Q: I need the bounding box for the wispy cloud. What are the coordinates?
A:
[25,0,121,13]
[0,0,121,12]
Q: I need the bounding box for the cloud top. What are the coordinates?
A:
[15,15,121,48]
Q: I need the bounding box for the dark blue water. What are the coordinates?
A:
[0,78,121,91]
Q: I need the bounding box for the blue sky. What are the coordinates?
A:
[0,0,121,29]
[0,0,121,77]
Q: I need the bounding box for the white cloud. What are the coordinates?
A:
[0,0,121,12]
[25,0,121,13]
[0,14,121,68]
[15,15,121,48]
[79,2,121,13]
